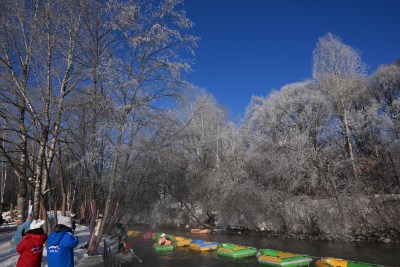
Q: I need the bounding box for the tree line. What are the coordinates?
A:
[1,0,399,248]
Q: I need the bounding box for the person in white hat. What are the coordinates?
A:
[158,233,171,245]
[16,219,47,267]
[47,224,78,267]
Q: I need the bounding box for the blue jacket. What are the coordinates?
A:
[47,230,79,267]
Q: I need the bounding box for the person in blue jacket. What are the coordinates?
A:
[47,224,79,267]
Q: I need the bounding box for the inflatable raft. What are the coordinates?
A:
[173,236,192,247]
[257,249,312,267]
[190,240,219,251]
[142,231,154,240]
[191,228,212,234]
[154,243,174,252]
[316,257,384,267]
[217,243,257,258]
[127,230,142,237]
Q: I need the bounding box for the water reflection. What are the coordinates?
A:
[127,227,400,266]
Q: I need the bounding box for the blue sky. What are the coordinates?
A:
[182,0,400,120]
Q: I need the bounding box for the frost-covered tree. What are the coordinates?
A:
[0,0,87,225]
[372,62,400,140]
[245,81,333,195]
[86,0,197,254]
[370,62,400,189]
[155,89,228,225]
[0,0,36,226]
[312,32,367,178]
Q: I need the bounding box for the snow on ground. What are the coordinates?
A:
[0,223,112,267]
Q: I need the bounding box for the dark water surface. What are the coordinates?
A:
[128,227,400,267]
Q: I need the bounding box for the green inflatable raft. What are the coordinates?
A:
[257,248,312,267]
[217,243,257,258]
[154,243,174,252]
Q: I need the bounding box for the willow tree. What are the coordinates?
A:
[87,0,197,255]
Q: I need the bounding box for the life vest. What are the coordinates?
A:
[159,237,171,245]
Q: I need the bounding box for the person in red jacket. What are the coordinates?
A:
[16,219,47,267]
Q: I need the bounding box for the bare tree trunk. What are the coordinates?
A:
[216,119,220,167]
[0,132,6,203]
[87,199,97,251]
[341,97,358,178]
[106,202,120,235]
[16,112,27,227]
[16,183,27,227]
[16,97,28,226]
[16,140,27,226]
[53,200,58,227]
[33,137,47,219]
[40,198,51,233]
[57,146,67,216]
[87,123,124,255]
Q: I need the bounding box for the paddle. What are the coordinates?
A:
[128,248,144,264]
[124,242,144,264]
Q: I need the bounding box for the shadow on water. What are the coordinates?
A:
[128,227,400,267]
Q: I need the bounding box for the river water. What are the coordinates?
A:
[127,227,400,267]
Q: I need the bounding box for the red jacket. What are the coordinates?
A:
[16,228,47,267]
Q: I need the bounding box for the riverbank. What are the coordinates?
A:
[137,194,400,245]
[223,226,397,244]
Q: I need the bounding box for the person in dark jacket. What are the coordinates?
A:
[112,222,127,253]
[16,219,47,267]
[47,224,79,267]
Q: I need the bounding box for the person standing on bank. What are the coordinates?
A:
[94,213,103,237]
[47,224,79,267]
[16,219,47,267]
[113,222,127,253]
